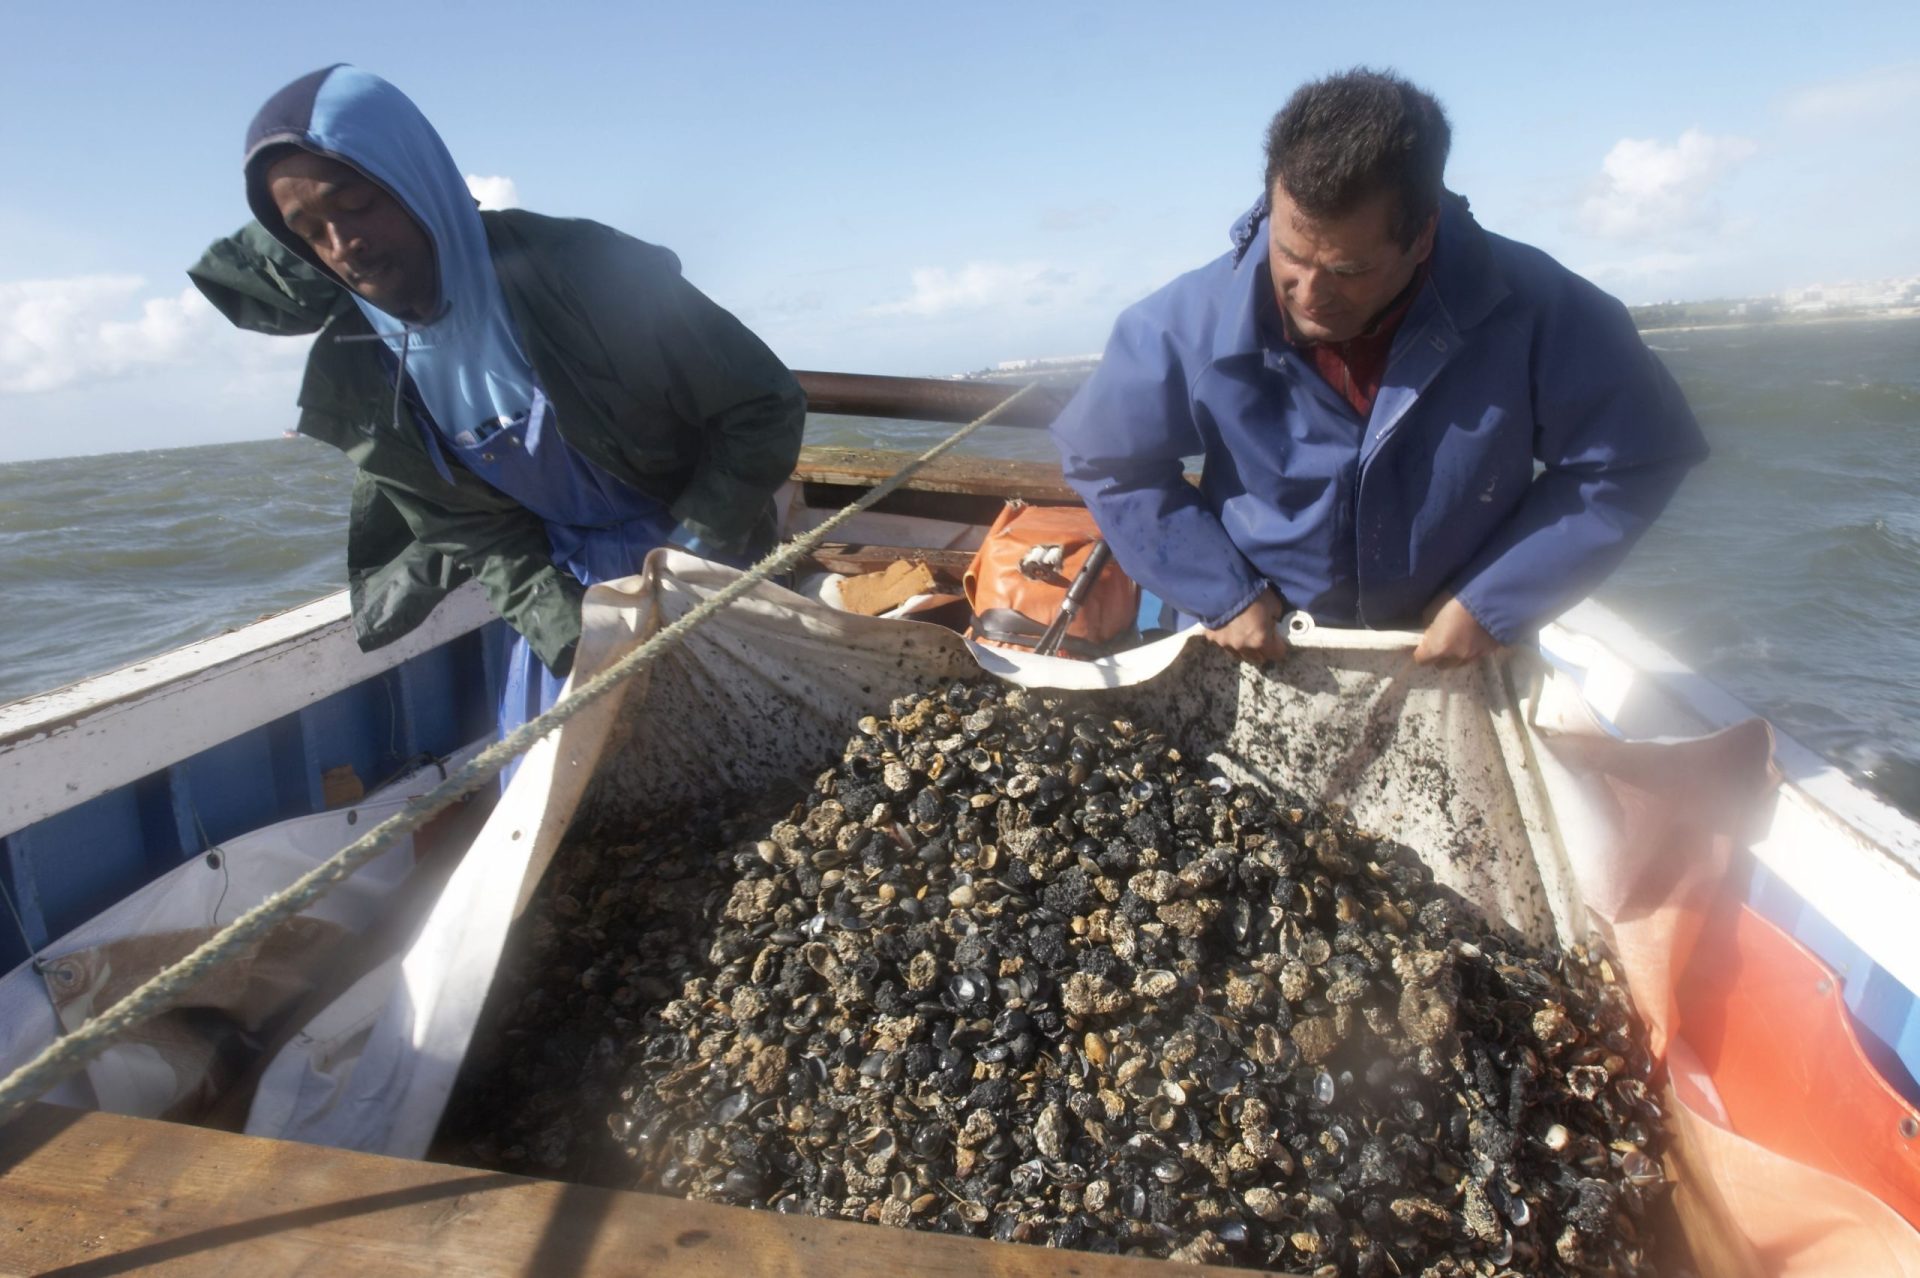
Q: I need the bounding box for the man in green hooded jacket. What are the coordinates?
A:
[188,66,805,699]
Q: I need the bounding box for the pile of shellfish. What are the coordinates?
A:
[442,681,1669,1276]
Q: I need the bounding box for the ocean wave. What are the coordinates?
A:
[1845,381,1920,421]
[1798,516,1920,574]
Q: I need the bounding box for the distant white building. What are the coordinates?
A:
[1780,274,1920,313]
[992,355,1103,373]
[962,354,1103,385]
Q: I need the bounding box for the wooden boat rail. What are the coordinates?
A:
[795,369,1077,429]
[0,1104,1271,1277]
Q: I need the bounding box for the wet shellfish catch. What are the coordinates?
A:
[442,680,1669,1276]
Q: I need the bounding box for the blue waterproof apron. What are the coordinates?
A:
[403,376,689,779]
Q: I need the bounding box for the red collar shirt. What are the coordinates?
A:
[1284,262,1432,418]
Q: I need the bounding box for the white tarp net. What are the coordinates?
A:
[0,757,462,1120]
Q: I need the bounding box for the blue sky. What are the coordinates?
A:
[1,1,1915,461]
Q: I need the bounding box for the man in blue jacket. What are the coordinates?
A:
[1050,69,1706,666]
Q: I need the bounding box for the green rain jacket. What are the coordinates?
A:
[188,211,806,672]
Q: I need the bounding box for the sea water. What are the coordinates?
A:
[2,317,1916,813]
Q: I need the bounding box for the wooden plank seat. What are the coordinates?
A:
[0,1105,1268,1277]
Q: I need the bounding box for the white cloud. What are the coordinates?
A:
[872,262,1078,318]
[465,174,521,211]
[1577,129,1757,242]
[0,275,302,396]
[1780,63,1920,127]
[2,276,207,393]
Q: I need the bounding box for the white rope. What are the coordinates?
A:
[0,383,1037,1127]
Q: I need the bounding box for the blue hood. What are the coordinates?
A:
[243,65,539,444]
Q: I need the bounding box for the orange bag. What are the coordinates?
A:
[963,503,1139,658]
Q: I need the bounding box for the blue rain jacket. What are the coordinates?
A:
[1050,194,1707,643]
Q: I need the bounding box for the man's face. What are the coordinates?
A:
[267,151,436,321]
[1267,184,1435,344]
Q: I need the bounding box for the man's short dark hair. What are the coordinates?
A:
[1263,68,1451,247]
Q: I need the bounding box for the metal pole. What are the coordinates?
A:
[1034,540,1115,657]
[794,371,1074,429]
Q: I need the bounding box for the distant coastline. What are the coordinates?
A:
[1636,307,1920,336]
